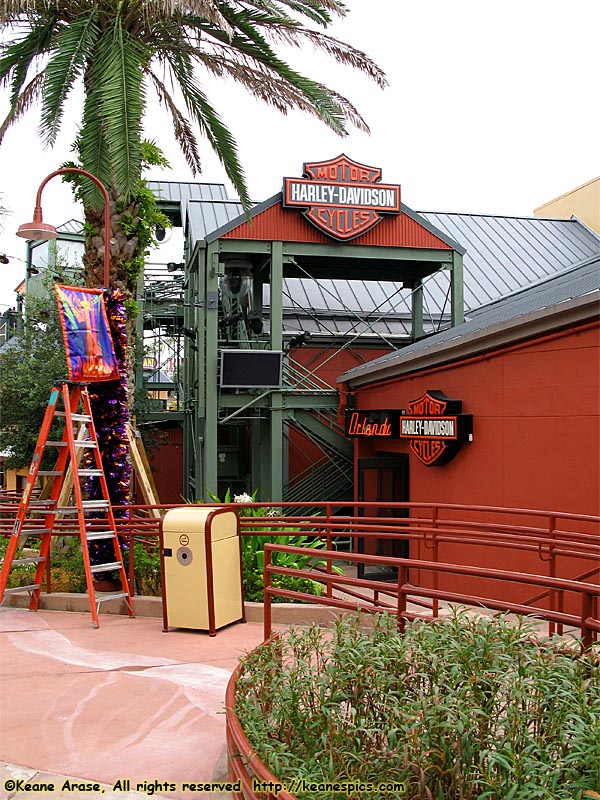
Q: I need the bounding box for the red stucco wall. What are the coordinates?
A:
[350,323,599,605]
[352,323,599,516]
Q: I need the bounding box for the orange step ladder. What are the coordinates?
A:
[0,381,134,627]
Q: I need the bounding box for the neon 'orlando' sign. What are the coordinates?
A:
[283,154,400,241]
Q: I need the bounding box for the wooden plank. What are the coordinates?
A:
[128,424,162,517]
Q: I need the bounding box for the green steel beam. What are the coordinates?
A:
[219,392,339,412]
[290,409,354,458]
[451,250,465,326]
[183,246,201,500]
[281,242,454,263]
[203,240,221,499]
[269,242,284,501]
[411,278,424,340]
[214,240,272,255]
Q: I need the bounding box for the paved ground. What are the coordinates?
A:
[0,607,271,800]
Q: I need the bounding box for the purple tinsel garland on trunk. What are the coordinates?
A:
[87,288,131,511]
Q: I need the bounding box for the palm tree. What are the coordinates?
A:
[0,0,385,507]
[0,0,385,291]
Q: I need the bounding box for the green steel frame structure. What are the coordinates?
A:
[179,204,464,502]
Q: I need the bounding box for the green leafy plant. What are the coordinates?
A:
[129,539,161,596]
[205,489,340,603]
[0,269,73,470]
[0,534,162,596]
[0,536,87,593]
[235,610,600,800]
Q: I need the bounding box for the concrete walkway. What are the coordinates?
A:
[0,607,270,800]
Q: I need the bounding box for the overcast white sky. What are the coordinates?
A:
[1,0,599,309]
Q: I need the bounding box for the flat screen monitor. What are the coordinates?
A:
[220,349,283,389]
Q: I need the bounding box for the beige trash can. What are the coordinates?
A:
[161,506,244,635]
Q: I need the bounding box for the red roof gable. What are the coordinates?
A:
[221,200,452,250]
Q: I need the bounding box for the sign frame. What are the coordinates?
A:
[283,154,401,241]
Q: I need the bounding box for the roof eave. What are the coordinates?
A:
[339,292,600,388]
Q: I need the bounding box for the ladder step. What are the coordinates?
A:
[37,470,63,477]
[56,411,92,422]
[96,592,128,602]
[29,500,57,508]
[20,528,52,536]
[86,531,116,542]
[46,441,97,449]
[3,584,41,595]
[78,469,103,477]
[52,501,109,514]
[91,562,122,573]
[12,557,46,566]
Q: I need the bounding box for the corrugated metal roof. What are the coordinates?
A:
[340,254,600,382]
[185,199,245,243]
[152,182,600,340]
[278,212,598,336]
[419,212,600,311]
[147,181,230,204]
[56,219,84,234]
[274,279,416,338]
[148,181,242,239]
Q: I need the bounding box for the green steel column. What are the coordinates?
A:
[269,243,284,501]
[411,278,424,341]
[250,270,264,495]
[191,246,205,501]
[134,273,145,399]
[451,251,465,327]
[183,254,193,500]
[203,241,221,500]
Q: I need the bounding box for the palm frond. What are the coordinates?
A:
[0,71,43,144]
[187,49,363,129]
[258,24,387,89]
[166,50,251,211]
[147,70,203,174]
[0,17,56,105]
[91,22,145,199]
[237,0,347,27]
[145,0,233,37]
[40,13,100,147]
[213,10,351,134]
[77,89,113,208]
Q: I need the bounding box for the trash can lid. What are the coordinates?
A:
[162,506,238,540]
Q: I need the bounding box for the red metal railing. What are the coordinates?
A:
[1,500,598,609]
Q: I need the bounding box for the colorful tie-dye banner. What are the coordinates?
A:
[54,284,119,382]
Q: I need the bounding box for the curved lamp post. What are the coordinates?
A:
[16,167,111,288]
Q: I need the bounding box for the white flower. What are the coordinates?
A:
[233,492,253,504]
[266,507,281,516]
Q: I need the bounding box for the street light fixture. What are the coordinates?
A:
[16,167,111,288]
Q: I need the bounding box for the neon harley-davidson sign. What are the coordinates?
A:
[283,154,401,240]
[399,391,473,467]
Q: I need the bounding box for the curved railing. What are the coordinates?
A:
[1,499,598,615]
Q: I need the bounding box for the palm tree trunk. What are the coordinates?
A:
[82,191,140,509]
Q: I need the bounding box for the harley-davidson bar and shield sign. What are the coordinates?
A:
[283,154,401,240]
[399,390,473,467]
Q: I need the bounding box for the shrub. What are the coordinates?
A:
[235,610,600,799]
[207,489,337,603]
